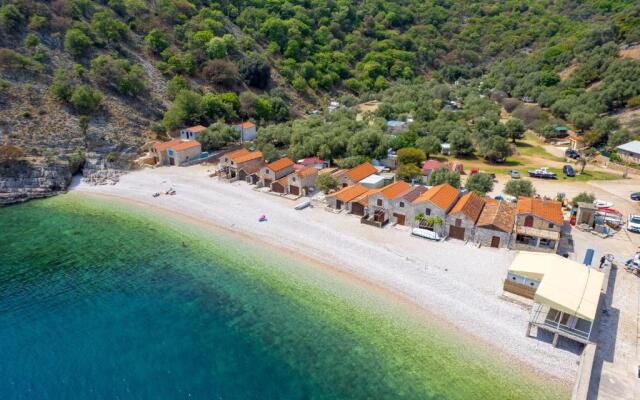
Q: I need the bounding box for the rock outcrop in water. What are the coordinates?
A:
[0,159,72,205]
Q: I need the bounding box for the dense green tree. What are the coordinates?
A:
[0,4,23,31]
[90,55,145,97]
[429,168,460,188]
[504,179,535,197]
[240,53,271,89]
[479,136,510,163]
[197,122,239,151]
[397,164,422,182]
[91,11,128,44]
[572,192,595,204]
[50,69,77,102]
[145,29,168,54]
[448,130,474,156]
[64,29,93,57]
[505,119,525,144]
[70,85,102,115]
[397,147,425,166]
[465,173,494,196]
[414,136,441,159]
[316,173,339,193]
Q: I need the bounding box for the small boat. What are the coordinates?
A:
[411,228,441,241]
[527,167,556,179]
[593,200,613,209]
[294,201,310,210]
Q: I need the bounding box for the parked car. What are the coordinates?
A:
[508,170,520,179]
[628,214,640,233]
[630,192,640,201]
[565,149,580,159]
[563,164,575,177]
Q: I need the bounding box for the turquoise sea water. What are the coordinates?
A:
[0,194,567,399]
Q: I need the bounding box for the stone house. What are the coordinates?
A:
[271,175,290,194]
[287,166,318,196]
[151,139,201,166]
[364,181,413,226]
[219,148,263,180]
[410,183,461,234]
[616,140,640,164]
[179,125,207,140]
[445,192,485,241]
[260,157,295,187]
[326,184,369,212]
[512,197,564,253]
[474,199,517,248]
[336,162,378,187]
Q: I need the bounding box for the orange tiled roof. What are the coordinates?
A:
[170,139,201,152]
[517,197,564,225]
[296,166,318,178]
[274,174,289,186]
[153,138,183,151]
[237,121,256,128]
[330,184,369,203]
[379,180,412,200]
[267,157,294,172]
[226,148,250,161]
[346,162,377,182]
[412,183,460,210]
[477,201,516,233]
[449,192,485,222]
[353,188,381,206]
[184,125,207,132]
[234,151,262,164]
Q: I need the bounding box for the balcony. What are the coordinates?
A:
[529,303,592,344]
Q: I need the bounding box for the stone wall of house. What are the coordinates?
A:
[444,213,476,241]
[515,214,562,232]
[474,227,512,248]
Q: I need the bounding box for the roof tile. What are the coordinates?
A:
[517,197,564,225]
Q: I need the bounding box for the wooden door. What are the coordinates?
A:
[351,203,365,216]
[491,236,500,248]
[290,185,300,195]
[449,226,465,240]
[336,200,343,210]
[169,157,175,166]
[394,213,406,225]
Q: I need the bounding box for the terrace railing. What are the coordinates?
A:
[529,303,592,343]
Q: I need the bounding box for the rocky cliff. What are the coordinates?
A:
[0,159,72,205]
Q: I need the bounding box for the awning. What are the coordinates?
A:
[515,226,560,240]
[510,252,604,321]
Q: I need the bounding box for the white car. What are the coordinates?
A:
[628,214,640,233]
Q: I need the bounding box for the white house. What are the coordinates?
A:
[180,125,207,140]
[232,122,257,142]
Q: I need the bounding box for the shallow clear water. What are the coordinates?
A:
[0,194,567,399]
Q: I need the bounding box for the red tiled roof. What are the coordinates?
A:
[267,157,294,172]
[234,151,262,164]
[226,148,250,161]
[170,140,201,152]
[412,183,460,210]
[299,156,326,166]
[330,184,369,203]
[184,125,207,133]
[153,138,183,151]
[422,159,441,173]
[449,192,485,222]
[477,201,516,233]
[517,197,564,225]
[346,162,377,182]
[296,166,318,178]
[237,121,256,129]
[379,181,412,200]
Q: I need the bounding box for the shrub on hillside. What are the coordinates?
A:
[70,85,102,115]
[64,28,93,57]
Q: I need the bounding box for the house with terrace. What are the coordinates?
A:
[326,184,369,212]
[474,199,516,248]
[445,192,485,241]
[219,148,263,181]
[287,166,318,196]
[506,252,604,346]
[363,181,413,227]
[410,183,461,234]
[260,158,295,188]
[336,162,378,187]
[512,197,564,253]
[151,139,201,166]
